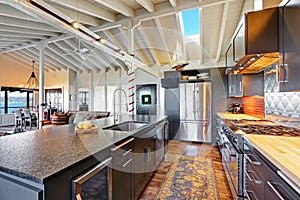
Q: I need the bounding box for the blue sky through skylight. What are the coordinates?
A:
[181,9,200,36]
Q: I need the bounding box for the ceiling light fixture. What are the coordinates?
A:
[25,60,39,90]
[72,21,80,29]
[26,0,117,50]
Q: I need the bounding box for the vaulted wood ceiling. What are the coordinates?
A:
[0,0,253,75]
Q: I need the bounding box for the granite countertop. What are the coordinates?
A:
[217,112,300,189]
[0,115,167,184]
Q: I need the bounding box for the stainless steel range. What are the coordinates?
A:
[216,118,245,200]
[231,119,300,136]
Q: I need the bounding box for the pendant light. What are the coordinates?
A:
[25,60,39,89]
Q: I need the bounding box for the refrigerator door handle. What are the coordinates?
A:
[192,89,196,113]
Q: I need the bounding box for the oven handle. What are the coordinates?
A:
[267,181,287,200]
[224,143,236,157]
[245,154,261,166]
[245,170,262,184]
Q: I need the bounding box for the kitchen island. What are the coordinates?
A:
[0,115,167,200]
[216,112,300,198]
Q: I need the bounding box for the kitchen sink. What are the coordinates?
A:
[103,121,148,131]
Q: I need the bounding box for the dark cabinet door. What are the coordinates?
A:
[133,137,147,199]
[227,74,242,97]
[112,139,134,200]
[280,1,300,91]
[226,43,235,68]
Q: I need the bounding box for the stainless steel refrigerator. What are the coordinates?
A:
[179,81,212,142]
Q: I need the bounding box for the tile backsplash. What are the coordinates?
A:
[264,66,300,119]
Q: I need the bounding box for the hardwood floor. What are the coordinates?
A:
[138,140,233,200]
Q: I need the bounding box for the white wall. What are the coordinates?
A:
[0,55,69,110]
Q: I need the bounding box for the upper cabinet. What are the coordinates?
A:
[279,0,300,91]
[226,8,281,74]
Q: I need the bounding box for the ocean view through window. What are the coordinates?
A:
[0,87,34,114]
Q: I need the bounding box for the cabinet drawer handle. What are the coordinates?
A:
[122,149,132,157]
[245,190,258,200]
[267,181,286,200]
[111,138,134,152]
[121,158,132,168]
[245,154,261,166]
[145,147,151,162]
[246,170,262,184]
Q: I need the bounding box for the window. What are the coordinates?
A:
[45,88,63,112]
[0,91,4,114]
[181,8,200,36]
[0,87,34,114]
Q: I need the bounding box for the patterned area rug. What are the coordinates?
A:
[156,155,219,200]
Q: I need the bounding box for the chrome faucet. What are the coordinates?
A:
[113,88,128,123]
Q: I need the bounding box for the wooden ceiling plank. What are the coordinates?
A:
[47,0,116,22]
[169,0,177,8]
[154,18,172,63]
[0,24,60,36]
[25,48,62,71]
[52,41,94,73]
[136,0,154,13]
[215,2,229,63]
[92,0,134,17]
[13,50,54,71]
[0,2,41,22]
[51,4,103,26]
[0,15,59,32]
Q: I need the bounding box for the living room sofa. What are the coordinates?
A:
[44,111,110,128]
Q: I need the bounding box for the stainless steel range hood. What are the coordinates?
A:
[230,52,280,74]
[227,7,281,75]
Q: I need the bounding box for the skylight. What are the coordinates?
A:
[181,9,200,36]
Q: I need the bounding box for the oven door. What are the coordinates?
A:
[72,157,112,200]
[223,139,244,199]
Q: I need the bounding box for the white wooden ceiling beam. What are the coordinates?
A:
[0,24,60,36]
[17,49,56,71]
[136,0,154,13]
[47,0,116,22]
[0,36,39,42]
[92,0,134,17]
[51,5,103,26]
[45,45,83,73]
[26,47,65,71]
[134,0,237,23]
[215,2,229,63]
[49,42,91,73]
[0,15,59,32]
[0,3,41,22]
[58,39,100,72]
[169,0,177,8]
[20,48,58,71]
[0,31,49,39]
[175,13,186,62]
[13,50,53,71]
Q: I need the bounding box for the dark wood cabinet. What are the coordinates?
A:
[227,73,263,97]
[112,138,134,200]
[279,0,300,91]
[244,138,300,200]
[133,127,156,199]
